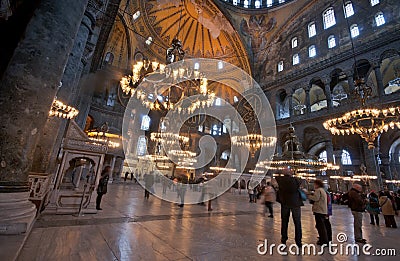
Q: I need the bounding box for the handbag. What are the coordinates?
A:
[298,189,307,201]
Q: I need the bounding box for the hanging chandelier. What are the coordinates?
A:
[150,132,189,144]
[86,130,121,149]
[48,98,79,119]
[231,134,277,157]
[261,126,339,177]
[323,78,400,149]
[119,38,211,113]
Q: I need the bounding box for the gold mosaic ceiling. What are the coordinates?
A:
[133,0,251,73]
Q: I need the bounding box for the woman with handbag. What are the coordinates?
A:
[379,191,398,228]
[96,166,111,210]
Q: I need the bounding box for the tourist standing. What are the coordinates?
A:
[144,172,155,199]
[366,191,380,226]
[96,166,111,210]
[379,191,398,228]
[275,169,304,247]
[263,182,276,218]
[348,183,367,243]
[307,179,328,245]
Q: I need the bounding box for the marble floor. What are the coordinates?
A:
[13,183,400,261]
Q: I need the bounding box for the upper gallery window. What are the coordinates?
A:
[278,61,284,72]
[293,54,299,65]
[267,0,273,7]
[243,0,249,8]
[255,0,261,8]
[279,0,285,3]
[140,115,151,131]
[323,7,336,29]
[370,0,380,6]
[233,0,238,6]
[341,150,352,165]
[308,22,316,38]
[291,37,298,48]
[136,136,147,156]
[309,45,316,57]
[350,24,359,38]
[343,1,354,18]
[319,150,328,163]
[375,12,385,26]
[328,35,336,48]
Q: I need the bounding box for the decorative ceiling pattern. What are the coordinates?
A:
[135,0,251,73]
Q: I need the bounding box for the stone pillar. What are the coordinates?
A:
[288,88,294,118]
[0,0,89,234]
[31,11,92,174]
[362,141,382,192]
[305,85,311,115]
[322,77,333,110]
[108,155,116,182]
[326,141,334,163]
[345,71,355,94]
[372,62,385,98]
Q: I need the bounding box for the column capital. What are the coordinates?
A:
[371,61,381,69]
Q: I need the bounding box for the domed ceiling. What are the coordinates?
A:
[130,0,250,73]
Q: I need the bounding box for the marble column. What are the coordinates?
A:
[305,85,311,115]
[31,6,94,174]
[372,62,385,98]
[288,88,294,118]
[362,141,381,192]
[31,1,105,175]
[0,0,89,234]
[346,71,355,94]
[322,78,333,110]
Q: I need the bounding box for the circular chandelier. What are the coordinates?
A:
[150,132,189,144]
[48,98,79,119]
[86,131,121,148]
[323,79,400,149]
[231,134,277,157]
[120,38,212,113]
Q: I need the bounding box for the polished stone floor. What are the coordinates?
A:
[15,183,400,260]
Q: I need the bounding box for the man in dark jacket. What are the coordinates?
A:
[348,183,367,243]
[275,169,304,247]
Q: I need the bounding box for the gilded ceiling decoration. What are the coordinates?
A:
[132,0,251,74]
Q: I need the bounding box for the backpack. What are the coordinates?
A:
[341,192,349,206]
[369,197,379,209]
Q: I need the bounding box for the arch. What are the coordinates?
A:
[309,84,327,112]
[303,127,325,152]
[276,89,290,119]
[380,49,399,63]
[292,88,306,115]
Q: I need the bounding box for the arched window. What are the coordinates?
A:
[243,0,249,8]
[291,37,298,48]
[137,136,147,156]
[221,150,230,160]
[343,1,354,18]
[375,12,385,26]
[132,11,140,20]
[104,52,114,65]
[233,0,238,6]
[370,0,380,6]
[212,124,222,136]
[141,115,151,130]
[215,97,222,106]
[328,35,336,48]
[255,1,261,8]
[308,22,316,38]
[319,150,328,163]
[293,54,299,65]
[323,7,336,29]
[266,0,273,7]
[278,61,284,72]
[350,24,359,38]
[309,45,316,58]
[341,150,352,165]
[279,0,285,3]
